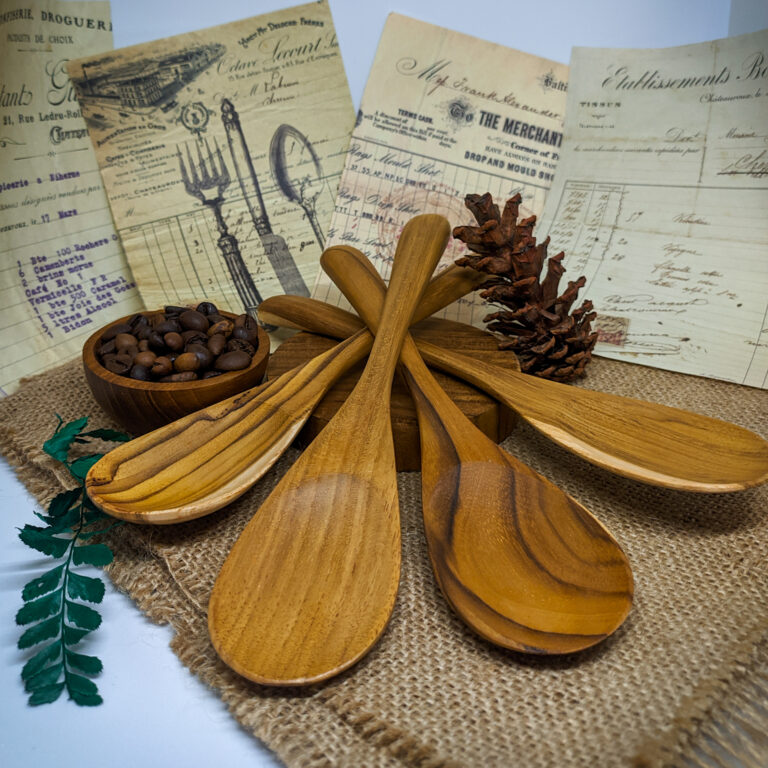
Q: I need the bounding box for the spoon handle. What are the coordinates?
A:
[354,216,451,390]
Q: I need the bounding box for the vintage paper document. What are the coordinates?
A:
[67,0,354,323]
[0,1,143,395]
[311,13,569,324]
[537,30,768,388]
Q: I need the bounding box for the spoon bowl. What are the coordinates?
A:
[208,214,452,683]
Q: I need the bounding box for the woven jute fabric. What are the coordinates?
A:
[1,356,766,767]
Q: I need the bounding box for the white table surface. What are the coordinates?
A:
[2,1,764,766]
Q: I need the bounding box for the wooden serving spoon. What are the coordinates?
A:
[208,214,451,685]
[260,256,768,493]
[321,245,634,653]
[85,262,487,524]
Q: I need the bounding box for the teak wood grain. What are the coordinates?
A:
[322,246,633,653]
[261,266,768,492]
[208,214,451,685]
[266,318,519,471]
[85,257,486,524]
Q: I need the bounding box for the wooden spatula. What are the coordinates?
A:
[260,250,768,493]
[208,214,451,685]
[321,245,633,653]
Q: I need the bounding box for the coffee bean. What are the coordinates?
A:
[138,339,150,352]
[114,332,137,352]
[187,343,213,369]
[208,319,233,337]
[148,330,166,352]
[180,309,208,332]
[234,313,258,329]
[160,371,198,382]
[207,333,227,356]
[196,301,218,316]
[181,329,208,346]
[134,350,156,367]
[174,352,200,372]
[106,358,131,375]
[99,339,116,356]
[151,356,173,377]
[201,370,223,379]
[164,331,184,351]
[164,305,188,316]
[130,364,152,381]
[227,338,255,357]
[232,325,260,346]
[215,350,251,371]
[155,318,181,334]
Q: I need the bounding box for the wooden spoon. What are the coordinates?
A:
[85,262,487,524]
[260,256,768,493]
[321,246,634,653]
[208,214,451,685]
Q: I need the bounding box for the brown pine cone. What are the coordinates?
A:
[454,192,598,381]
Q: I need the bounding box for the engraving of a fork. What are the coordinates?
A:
[178,138,263,314]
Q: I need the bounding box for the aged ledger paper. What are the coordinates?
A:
[538,30,768,388]
[311,13,569,324]
[0,1,142,395]
[68,0,354,323]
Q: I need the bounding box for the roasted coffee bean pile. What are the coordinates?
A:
[96,302,260,382]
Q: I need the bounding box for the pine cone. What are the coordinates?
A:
[453,192,598,381]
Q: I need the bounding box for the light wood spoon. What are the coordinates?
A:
[321,246,634,653]
[85,262,487,524]
[208,214,451,685]
[260,257,768,493]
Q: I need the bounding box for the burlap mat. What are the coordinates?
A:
[1,356,766,767]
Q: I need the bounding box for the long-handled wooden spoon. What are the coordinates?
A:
[260,255,768,493]
[85,262,487,524]
[208,214,451,685]
[321,246,634,653]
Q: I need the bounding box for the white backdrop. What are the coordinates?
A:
[1,2,763,767]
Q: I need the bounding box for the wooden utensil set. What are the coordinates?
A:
[86,215,768,686]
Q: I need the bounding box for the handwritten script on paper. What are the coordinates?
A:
[537,29,768,388]
[311,13,569,325]
[0,1,143,395]
[68,0,354,331]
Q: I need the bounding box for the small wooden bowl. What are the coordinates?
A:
[82,309,269,435]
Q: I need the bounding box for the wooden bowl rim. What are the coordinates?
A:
[82,308,269,393]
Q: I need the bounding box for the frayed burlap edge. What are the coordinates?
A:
[632,626,768,768]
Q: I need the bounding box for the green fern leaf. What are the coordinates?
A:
[66,601,101,631]
[18,616,60,649]
[48,488,82,518]
[42,417,88,462]
[21,643,62,680]
[69,689,103,707]
[18,526,71,558]
[24,662,64,692]
[22,564,64,600]
[28,682,66,706]
[72,543,113,567]
[67,572,105,603]
[68,454,102,482]
[63,624,91,645]
[16,589,62,625]
[65,650,103,675]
